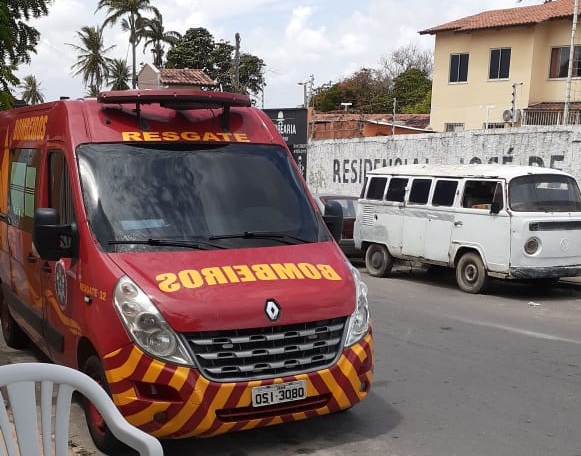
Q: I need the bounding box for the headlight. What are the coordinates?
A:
[345,265,370,346]
[113,276,193,365]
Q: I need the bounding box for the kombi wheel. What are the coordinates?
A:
[0,299,29,349]
[365,244,393,277]
[82,356,126,455]
[456,252,489,294]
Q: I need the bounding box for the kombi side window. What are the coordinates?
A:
[408,178,432,205]
[462,180,503,210]
[8,148,40,232]
[366,177,387,200]
[386,177,408,202]
[432,179,459,206]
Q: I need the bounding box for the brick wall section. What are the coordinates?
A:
[306,126,581,196]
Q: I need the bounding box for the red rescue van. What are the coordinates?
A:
[0,90,373,453]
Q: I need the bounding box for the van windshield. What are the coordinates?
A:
[77,143,328,252]
[509,174,581,212]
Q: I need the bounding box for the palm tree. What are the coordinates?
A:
[96,0,160,88]
[107,58,131,90]
[19,75,45,105]
[141,11,181,68]
[68,25,115,93]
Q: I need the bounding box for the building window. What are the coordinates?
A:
[445,123,464,132]
[489,48,511,79]
[549,46,581,78]
[449,53,469,83]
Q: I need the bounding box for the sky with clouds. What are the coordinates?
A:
[15,0,542,109]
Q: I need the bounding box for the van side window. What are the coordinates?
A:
[386,178,408,202]
[408,179,431,204]
[432,180,459,206]
[8,148,40,232]
[462,180,500,209]
[48,151,75,224]
[366,177,387,200]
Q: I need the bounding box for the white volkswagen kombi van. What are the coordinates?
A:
[354,164,581,293]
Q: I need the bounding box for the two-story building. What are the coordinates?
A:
[421,0,581,132]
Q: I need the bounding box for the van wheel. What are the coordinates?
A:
[82,356,126,455]
[365,244,393,277]
[456,252,489,294]
[0,300,29,349]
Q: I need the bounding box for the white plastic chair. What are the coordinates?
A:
[0,362,163,456]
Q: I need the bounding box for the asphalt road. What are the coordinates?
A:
[3,264,581,455]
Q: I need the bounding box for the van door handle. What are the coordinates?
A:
[40,262,51,273]
[454,221,463,227]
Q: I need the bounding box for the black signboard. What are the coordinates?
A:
[263,108,308,179]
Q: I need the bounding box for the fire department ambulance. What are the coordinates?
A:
[0,90,373,453]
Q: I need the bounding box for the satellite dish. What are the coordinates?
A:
[502,109,513,122]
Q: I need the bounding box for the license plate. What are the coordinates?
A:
[251,380,307,407]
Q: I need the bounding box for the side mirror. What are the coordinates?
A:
[33,208,78,261]
[490,201,501,215]
[322,200,343,243]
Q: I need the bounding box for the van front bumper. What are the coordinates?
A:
[509,265,581,279]
[102,332,373,439]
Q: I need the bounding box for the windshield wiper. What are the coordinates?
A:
[107,238,226,250]
[208,231,309,245]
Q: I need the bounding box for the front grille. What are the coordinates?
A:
[182,317,347,382]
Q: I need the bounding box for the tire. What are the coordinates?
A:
[82,356,126,455]
[456,252,489,294]
[365,244,393,277]
[0,299,29,349]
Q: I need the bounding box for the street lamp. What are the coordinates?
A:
[297,81,308,108]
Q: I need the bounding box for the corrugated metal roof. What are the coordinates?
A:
[159,69,216,86]
[420,0,574,35]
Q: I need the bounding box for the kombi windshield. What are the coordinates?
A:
[509,174,581,212]
[77,143,328,252]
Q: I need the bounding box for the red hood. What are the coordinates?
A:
[108,243,355,332]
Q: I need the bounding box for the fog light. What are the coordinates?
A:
[359,381,368,392]
[524,237,540,255]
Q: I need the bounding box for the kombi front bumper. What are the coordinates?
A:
[509,265,581,279]
[102,332,373,439]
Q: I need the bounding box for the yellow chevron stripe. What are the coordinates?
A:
[142,359,165,383]
[126,402,172,427]
[338,356,360,396]
[152,374,207,437]
[104,348,122,360]
[112,387,137,406]
[106,347,143,383]
[318,369,350,409]
[192,382,236,434]
[168,366,190,393]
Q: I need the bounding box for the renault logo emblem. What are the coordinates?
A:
[265,299,281,322]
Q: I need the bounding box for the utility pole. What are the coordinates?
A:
[564,0,579,124]
[233,33,241,93]
[392,98,397,138]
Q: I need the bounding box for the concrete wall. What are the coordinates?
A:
[306,126,581,196]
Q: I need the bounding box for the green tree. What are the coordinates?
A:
[312,68,390,113]
[0,0,50,108]
[68,25,115,93]
[393,68,432,114]
[19,74,44,104]
[165,27,265,100]
[96,0,160,88]
[107,58,131,90]
[141,11,180,67]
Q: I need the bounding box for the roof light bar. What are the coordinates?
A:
[97,89,251,109]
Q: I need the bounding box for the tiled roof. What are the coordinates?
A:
[420,0,574,35]
[159,69,216,86]
[313,112,431,130]
[526,101,581,111]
